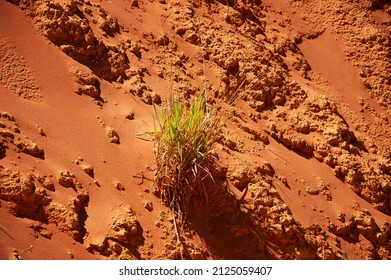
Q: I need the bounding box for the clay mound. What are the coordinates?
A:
[0,112,45,159]
[290,0,391,112]
[8,0,129,82]
[0,165,89,240]
[88,207,144,259]
[0,167,50,220]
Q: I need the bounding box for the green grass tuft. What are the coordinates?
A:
[153,90,217,221]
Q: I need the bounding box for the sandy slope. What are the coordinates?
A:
[0,0,390,259]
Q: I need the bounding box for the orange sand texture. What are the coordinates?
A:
[0,0,390,260]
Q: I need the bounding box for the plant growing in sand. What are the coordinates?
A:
[153,89,217,222]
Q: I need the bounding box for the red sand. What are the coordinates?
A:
[0,0,390,260]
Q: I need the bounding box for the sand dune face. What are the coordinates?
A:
[0,0,390,260]
[0,38,42,102]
